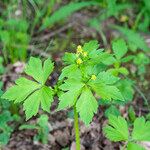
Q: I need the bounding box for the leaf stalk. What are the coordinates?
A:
[74,105,81,150]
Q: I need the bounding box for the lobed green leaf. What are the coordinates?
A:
[2,57,54,120]
[59,64,82,80]
[112,39,128,60]
[103,115,129,142]
[25,57,54,84]
[58,79,84,110]
[76,86,98,124]
[132,117,150,141]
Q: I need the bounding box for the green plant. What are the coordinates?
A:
[40,1,98,30]
[0,111,13,146]
[99,39,134,117]
[19,114,49,144]
[133,0,150,32]
[0,56,5,75]
[1,40,126,149]
[0,89,21,147]
[109,39,134,102]
[89,0,131,46]
[22,0,61,35]
[108,39,130,76]
[0,18,29,63]
[112,25,149,52]
[0,1,99,62]
[58,41,124,123]
[103,115,150,150]
[133,52,150,78]
[88,0,150,51]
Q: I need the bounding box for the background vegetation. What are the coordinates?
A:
[0,0,150,149]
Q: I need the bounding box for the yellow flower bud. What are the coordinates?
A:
[76,58,83,65]
[91,75,96,80]
[76,45,83,54]
[83,51,87,57]
[120,15,128,22]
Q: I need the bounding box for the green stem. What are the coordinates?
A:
[99,29,107,47]
[74,105,81,150]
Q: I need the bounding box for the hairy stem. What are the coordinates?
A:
[74,105,81,150]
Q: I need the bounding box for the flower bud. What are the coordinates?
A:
[76,58,83,65]
[120,15,128,22]
[91,75,96,80]
[76,45,83,54]
[83,51,87,57]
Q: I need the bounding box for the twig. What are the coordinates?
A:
[32,22,74,42]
